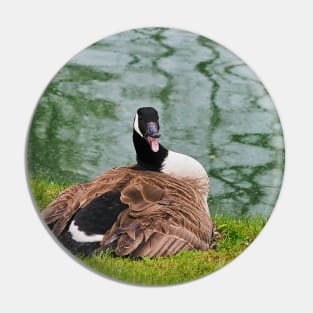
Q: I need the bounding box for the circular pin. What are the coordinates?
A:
[27,27,284,286]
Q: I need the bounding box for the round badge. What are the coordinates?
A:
[27,27,284,286]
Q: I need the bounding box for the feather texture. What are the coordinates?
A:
[42,166,214,257]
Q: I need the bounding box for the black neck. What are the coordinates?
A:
[133,131,168,171]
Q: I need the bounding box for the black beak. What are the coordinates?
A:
[146,122,160,138]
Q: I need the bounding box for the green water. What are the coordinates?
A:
[27,28,284,217]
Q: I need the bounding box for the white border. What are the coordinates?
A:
[1,1,312,312]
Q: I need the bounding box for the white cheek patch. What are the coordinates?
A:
[134,113,144,137]
[69,221,104,243]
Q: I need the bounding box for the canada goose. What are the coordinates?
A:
[42,107,214,257]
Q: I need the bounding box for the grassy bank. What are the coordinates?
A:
[30,178,267,286]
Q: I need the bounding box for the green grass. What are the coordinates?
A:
[29,179,74,209]
[30,178,267,286]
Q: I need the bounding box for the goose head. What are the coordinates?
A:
[133,107,161,152]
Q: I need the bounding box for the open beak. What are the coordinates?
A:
[145,122,160,152]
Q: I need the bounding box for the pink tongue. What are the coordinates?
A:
[150,137,159,152]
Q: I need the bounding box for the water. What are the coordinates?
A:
[27,28,284,217]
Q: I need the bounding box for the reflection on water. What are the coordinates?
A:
[27,28,284,217]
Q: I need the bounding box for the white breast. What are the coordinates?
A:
[162,151,208,180]
[162,151,209,205]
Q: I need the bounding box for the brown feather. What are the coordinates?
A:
[41,166,214,257]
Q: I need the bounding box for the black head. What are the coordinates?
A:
[134,107,161,152]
